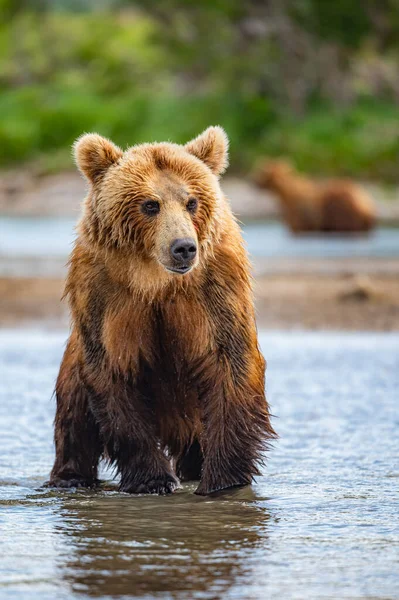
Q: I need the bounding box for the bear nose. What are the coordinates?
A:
[170,238,197,263]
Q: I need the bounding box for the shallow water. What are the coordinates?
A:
[1,217,399,261]
[0,330,398,599]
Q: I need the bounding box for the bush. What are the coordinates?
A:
[1,5,399,179]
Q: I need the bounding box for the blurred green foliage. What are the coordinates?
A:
[1,0,399,178]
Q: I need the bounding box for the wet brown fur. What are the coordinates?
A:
[48,127,276,496]
[254,160,376,234]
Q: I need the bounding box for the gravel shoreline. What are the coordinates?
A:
[2,271,398,330]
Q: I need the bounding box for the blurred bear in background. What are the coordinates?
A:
[254,160,376,234]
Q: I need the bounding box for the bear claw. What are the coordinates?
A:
[194,480,248,496]
[44,477,98,489]
[120,477,179,495]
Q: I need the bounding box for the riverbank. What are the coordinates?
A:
[2,179,399,331]
[2,269,399,330]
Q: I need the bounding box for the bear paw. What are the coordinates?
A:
[120,475,179,495]
[194,479,248,496]
[44,477,98,489]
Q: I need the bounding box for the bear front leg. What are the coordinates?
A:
[195,263,277,496]
[47,345,103,489]
[88,386,179,495]
[195,359,274,495]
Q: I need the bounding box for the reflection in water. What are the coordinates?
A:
[56,485,270,598]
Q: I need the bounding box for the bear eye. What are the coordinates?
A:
[186,197,198,213]
[142,200,160,216]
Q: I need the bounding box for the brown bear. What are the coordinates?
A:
[47,127,276,496]
[254,160,376,233]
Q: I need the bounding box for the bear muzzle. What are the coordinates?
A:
[165,237,198,274]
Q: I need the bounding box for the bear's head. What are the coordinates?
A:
[74,127,229,281]
[253,159,294,191]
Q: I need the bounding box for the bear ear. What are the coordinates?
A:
[73,133,123,183]
[185,126,229,176]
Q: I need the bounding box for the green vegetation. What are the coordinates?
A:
[1,1,399,178]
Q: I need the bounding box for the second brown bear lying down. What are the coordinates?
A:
[254,160,376,234]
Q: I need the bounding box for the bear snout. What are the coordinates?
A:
[168,238,197,274]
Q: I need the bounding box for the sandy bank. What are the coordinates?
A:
[2,272,398,331]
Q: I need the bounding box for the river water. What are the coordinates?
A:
[0,329,398,599]
[1,217,399,260]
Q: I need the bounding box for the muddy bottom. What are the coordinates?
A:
[0,330,398,599]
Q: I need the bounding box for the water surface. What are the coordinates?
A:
[0,330,398,599]
[1,217,399,260]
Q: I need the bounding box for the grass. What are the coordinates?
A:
[2,90,398,181]
[259,101,399,181]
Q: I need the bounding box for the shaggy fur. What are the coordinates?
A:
[254,160,376,233]
[47,127,276,496]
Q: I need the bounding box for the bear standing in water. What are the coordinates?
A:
[48,127,276,495]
